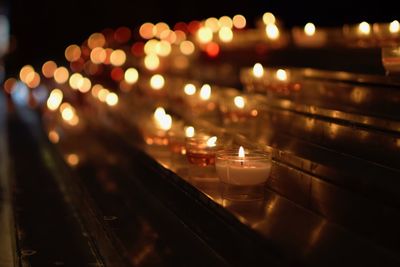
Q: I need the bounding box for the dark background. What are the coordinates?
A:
[2,0,398,75]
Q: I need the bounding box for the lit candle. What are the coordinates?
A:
[215,147,272,186]
[292,22,327,47]
[186,134,221,166]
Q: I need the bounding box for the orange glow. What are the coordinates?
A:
[84,61,100,76]
[154,22,169,38]
[205,17,220,32]
[104,48,113,65]
[42,61,57,78]
[19,65,34,83]
[48,130,60,143]
[47,89,63,111]
[160,29,177,44]
[88,33,106,49]
[26,72,40,88]
[218,27,233,42]
[70,58,84,72]
[90,47,107,64]
[144,53,160,70]
[205,42,219,57]
[144,39,159,55]
[124,68,139,84]
[197,27,213,43]
[91,84,103,98]
[180,40,195,55]
[111,67,124,81]
[65,44,81,62]
[131,42,144,57]
[358,21,371,35]
[3,78,16,94]
[78,77,91,93]
[233,14,246,29]
[114,26,131,43]
[263,12,276,25]
[173,56,189,69]
[139,22,155,39]
[54,67,69,84]
[188,21,201,34]
[105,92,118,106]
[304,22,316,36]
[66,154,79,166]
[174,30,186,44]
[110,49,126,66]
[150,74,165,90]
[266,24,280,40]
[69,73,83,90]
[219,16,233,29]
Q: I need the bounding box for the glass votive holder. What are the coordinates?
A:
[239,63,267,94]
[185,134,223,167]
[373,21,400,46]
[215,147,272,202]
[343,22,376,47]
[292,23,328,48]
[382,46,400,75]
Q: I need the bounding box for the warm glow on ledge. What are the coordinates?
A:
[276,69,288,81]
[199,84,211,100]
[358,21,371,35]
[390,20,400,33]
[266,24,280,40]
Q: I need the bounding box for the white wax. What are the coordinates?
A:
[216,161,272,186]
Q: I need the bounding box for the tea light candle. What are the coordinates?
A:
[220,94,259,123]
[186,134,221,166]
[292,22,327,47]
[168,125,195,155]
[143,107,172,145]
[215,147,272,186]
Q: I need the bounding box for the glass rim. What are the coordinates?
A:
[215,149,271,160]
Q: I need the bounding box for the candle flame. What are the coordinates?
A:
[252,63,264,78]
[199,84,211,100]
[276,69,287,81]
[206,136,217,147]
[358,21,371,35]
[184,83,196,95]
[265,24,280,40]
[150,74,164,90]
[105,92,119,106]
[185,126,195,137]
[304,22,316,36]
[390,20,400,33]
[154,107,172,130]
[238,146,245,158]
[154,107,166,119]
[262,12,276,25]
[234,96,245,109]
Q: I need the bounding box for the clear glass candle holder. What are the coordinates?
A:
[215,149,272,202]
[185,134,223,167]
[382,46,400,75]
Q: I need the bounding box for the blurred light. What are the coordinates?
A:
[154,22,169,38]
[65,44,81,62]
[144,39,158,54]
[205,17,220,32]
[233,14,246,29]
[184,83,196,95]
[144,53,160,70]
[150,74,165,90]
[78,77,91,93]
[174,30,186,44]
[131,42,144,57]
[266,24,280,40]
[234,96,245,108]
[42,61,57,78]
[88,33,106,49]
[69,73,83,90]
[3,78,16,94]
[206,136,217,147]
[60,103,75,121]
[185,126,195,138]
[156,40,171,56]
[91,84,103,98]
[174,22,188,32]
[180,40,195,55]
[199,84,211,100]
[160,29,176,43]
[156,113,172,130]
[70,58,84,72]
[66,154,79,166]
[304,22,316,36]
[114,26,131,43]
[219,16,233,28]
[90,47,107,64]
[19,65,34,83]
[26,72,40,88]
[205,42,219,57]
[47,89,63,111]
[98,88,109,102]
[54,67,69,84]
[10,81,29,105]
[103,48,113,65]
[124,68,139,84]
[358,21,371,35]
[140,22,155,39]
[253,63,264,78]
[263,12,276,25]
[218,27,233,42]
[197,27,213,43]
[110,49,126,66]
[276,69,287,81]
[390,20,400,33]
[105,92,118,106]
[48,130,60,143]
[111,67,124,81]
[154,107,166,118]
[188,21,201,34]
[173,55,189,69]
